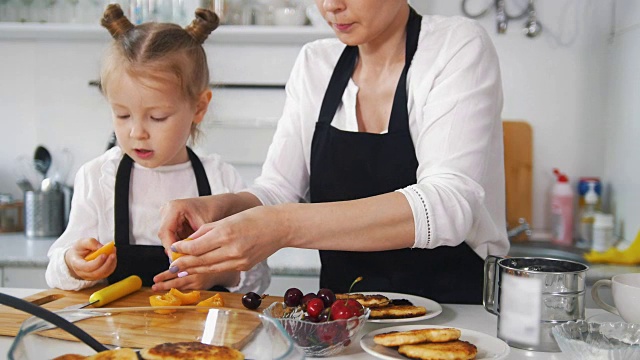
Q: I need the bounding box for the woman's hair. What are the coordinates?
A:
[100,4,220,140]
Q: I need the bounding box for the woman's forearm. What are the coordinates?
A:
[281,192,415,252]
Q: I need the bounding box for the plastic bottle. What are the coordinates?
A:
[576,181,599,248]
[592,213,615,252]
[550,169,574,246]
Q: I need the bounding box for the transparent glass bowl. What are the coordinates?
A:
[552,320,640,360]
[9,306,305,360]
[263,302,370,357]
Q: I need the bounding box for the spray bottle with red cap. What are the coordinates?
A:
[551,168,574,246]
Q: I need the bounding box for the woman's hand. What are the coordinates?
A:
[158,192,263,262]
[151,269,241,292]
[65,238,117,281]
[166,205,287,278]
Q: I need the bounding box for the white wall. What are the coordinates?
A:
[603,0,640,241]
[1,0,635,238]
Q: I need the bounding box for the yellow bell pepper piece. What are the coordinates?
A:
[84,241,116,261]
[196,293,225,311]
[169,288,201,305]
[170,238,193,262]
[149,292,182,314]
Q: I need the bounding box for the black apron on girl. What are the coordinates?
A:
[108,147,213,288]
[310,8,485,304]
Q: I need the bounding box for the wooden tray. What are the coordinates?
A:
[0,287,282,349]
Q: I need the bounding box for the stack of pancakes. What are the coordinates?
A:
[336,293,427,319]
[54,342,244,360]
[373,328,477,360]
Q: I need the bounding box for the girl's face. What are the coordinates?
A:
[315,0,408,46]
[106,71,211,168]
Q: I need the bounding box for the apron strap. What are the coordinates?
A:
[114,154,133,246]
[187,147,212,196]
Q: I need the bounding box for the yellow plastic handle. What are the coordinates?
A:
[89,275,142,307]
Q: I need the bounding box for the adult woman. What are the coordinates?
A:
[154,0,509,304]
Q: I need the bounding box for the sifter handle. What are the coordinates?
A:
[89,275,142,307]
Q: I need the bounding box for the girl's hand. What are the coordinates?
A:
[151,269,240,292]
[167,205,287,278]
[65,238,117,281]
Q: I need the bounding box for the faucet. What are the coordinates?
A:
[507,218,532,240]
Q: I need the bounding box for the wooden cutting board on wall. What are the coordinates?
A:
[503,120,533,241]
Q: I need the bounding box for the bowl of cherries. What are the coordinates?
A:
[262,278,370,357]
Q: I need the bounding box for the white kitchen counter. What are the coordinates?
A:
[0,287,616,359]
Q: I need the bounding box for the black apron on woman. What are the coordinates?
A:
[108,147,227,290]
[310,8,485,304]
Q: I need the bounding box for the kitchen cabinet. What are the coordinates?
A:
[1,266,48,289]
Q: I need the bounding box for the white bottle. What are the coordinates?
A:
[592,213,615,252]
[577,181,599,248]
[550,169,574,246]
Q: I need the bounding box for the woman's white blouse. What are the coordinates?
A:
[248,15,509,258]
[46,147,271,293]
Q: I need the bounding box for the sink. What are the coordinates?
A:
[507,241,589,264]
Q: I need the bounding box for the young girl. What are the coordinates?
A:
[45,4,270,293]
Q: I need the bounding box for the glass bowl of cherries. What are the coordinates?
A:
[262,278,370,357]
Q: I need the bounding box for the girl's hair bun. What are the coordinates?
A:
[101,3,134,39]
[185,8,220,44]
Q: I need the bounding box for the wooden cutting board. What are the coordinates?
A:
[0,286,282,350]
[503,120,533,241]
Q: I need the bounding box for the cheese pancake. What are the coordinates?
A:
[139,341,244,360]
[398,340,478,360]
[85,348,138,360]
[53,355,87,360]
[374,328,461,346]
[335,293,390,308]
[369,304,427,319]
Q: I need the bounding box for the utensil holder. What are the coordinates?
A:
[24,190,64,237]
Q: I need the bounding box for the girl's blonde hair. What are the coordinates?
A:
[100,4,219,140]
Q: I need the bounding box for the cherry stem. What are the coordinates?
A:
[345,276,363,304]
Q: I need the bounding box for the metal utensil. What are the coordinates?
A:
[34,145,52,178]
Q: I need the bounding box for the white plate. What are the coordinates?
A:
[360,292,442,323]
[360,325,510,360]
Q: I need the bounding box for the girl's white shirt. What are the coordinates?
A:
[247,15,509,258]
[46,146,270,293]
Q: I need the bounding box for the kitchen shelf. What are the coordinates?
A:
[0,22,334,45]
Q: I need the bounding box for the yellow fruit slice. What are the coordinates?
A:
[169,288,201,305]
[149,293,182,314]
[84,241,116,261]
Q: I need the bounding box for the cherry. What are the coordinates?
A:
[306,298,325,318]
[317,288,336,308]
[329,276,364,320]
[284,287,304,307]
[242,292,263,310]
[318,307,331,322]
[330,298,363,320]
[300,292,317,310]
